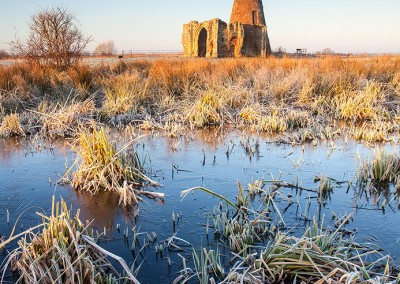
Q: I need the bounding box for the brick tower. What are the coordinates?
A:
[230,0,266,26]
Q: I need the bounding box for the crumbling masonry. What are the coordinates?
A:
[182,0,272,58]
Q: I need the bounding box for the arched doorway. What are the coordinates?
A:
[197,28,207,57]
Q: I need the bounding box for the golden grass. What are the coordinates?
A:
[65,126,158,206]
[339,81,388,121]
[186,91,230,128]
[1,56,400,142]
[102,73,149,116]
[0,113,25,138]
[38,99,95,138]
[1,197,139,283]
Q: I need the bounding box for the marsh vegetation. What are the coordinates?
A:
[0,56,400,143]
[1,56,400,283]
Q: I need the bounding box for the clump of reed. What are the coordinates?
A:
[338,81,388,121]
[0,113,25,138]
[239,104,312,134]
[185,90,231,128]
[1,197,138,283]
[316,175,334,203]
[223,216,397,283]
[102,73,150,117]
[240,104,287,133]
[189,247,225,284]
[349,119,397,143]
[65,126,158,206]
[67,64,96,96]
[357,149,400,184]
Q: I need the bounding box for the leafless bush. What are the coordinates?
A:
[94,41,117,56]
[11,7,92,70]
[316,48,335,55]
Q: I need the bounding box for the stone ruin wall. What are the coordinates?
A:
[182,19,228,58]
[182,0,271,58]
[182,22,270,58]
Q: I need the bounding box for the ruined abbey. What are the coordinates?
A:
[182,0,272,58]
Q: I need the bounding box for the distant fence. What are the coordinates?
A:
[84,50,183,58]
[0,49,183,59]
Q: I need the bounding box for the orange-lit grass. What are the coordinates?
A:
[1,56,400,142]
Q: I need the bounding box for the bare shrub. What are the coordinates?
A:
[11,7,92,70]
[94,41,117,56]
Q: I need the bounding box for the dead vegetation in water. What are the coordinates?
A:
[177,180,400,284]
[0,113,25,138]
[0,197,139,283]
[64,126,161,206]
[357,149,400,184]
[221,218,397,284]
[1,56,400,142]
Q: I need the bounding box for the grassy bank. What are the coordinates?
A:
[0,56,399,143]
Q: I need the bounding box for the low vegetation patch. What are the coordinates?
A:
[222,219,396,283]
[178,180,399,283]
[358,149,400,184]
[65,126,159,206]
[0,113,25,138]
[102,73,149,117]
[186,91,231,128]
[1,198,138,283]
[38,99,96,138]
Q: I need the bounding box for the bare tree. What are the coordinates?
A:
[321,48,334,55]
[94,41,117,56]
[11,7,92,70]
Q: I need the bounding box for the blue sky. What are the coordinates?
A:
[1,0,399,53]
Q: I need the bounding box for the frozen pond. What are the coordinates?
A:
[1,131,399,283]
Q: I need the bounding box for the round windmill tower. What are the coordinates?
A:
[230,0,266,26]
[229,0,272,57]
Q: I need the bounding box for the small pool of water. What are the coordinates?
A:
[0,131,399,283]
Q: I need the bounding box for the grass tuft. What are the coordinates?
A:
[186,91,230,128]
[66,126,158,206]
[358,149,400,184]
[0,113,25,138]
[1,197,139,283]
